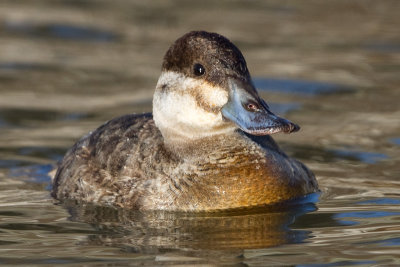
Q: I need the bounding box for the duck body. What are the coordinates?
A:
[52,31,318,211]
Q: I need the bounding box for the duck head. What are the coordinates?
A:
[153,31,299,143]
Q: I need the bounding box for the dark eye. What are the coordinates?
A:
[193,63,205,76]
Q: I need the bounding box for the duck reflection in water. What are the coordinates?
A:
[65,194,318,251]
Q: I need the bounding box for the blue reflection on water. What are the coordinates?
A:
[333,211,400,226]
[254,78,352,96]
[5,22,118,42]
[17,147,64,162]
[8,163,54,191]
[48,24,117,42]
[331,149,388,164]
[9,164,54,184]
[357,198,400,205]
[269,102,301,115]
[0,107,90,128]
[358,237,400,247]
[335,211,400,219]
[390,138,400,145]
[0,62,54,71]
[0,160,26,169]
[374,238,400,247]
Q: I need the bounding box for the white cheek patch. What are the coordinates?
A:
[153,71,233,141]
[200,83,229,108]
[155,92,221,127]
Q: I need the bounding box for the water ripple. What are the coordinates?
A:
[5,21,119,42]
[254,78,352,96]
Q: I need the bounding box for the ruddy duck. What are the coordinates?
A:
[52,31,318,211]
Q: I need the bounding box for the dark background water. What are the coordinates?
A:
[0,0,399,265]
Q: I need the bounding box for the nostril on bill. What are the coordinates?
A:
[244,100,260,112]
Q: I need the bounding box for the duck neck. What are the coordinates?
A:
[162,130,242,160]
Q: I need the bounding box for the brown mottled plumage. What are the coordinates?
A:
[52,31,318,211]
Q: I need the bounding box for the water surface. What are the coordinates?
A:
[0,0,399,265]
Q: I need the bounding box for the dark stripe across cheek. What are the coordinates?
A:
[188,88,223,114]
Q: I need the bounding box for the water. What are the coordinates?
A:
[1,0,399,265]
